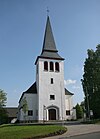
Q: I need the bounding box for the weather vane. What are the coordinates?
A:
[47,7,49,16]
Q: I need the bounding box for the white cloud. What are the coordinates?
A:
[72,85,80,89]
[64,79,76,86]
[82,67,84,72]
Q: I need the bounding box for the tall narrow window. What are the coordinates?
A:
[44,61,48,71]
[66,110,70,115]
[51,78,53,84]
[50,62,54,71]
[55,62,59,72]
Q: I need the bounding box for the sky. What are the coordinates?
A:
[0,0,100,107]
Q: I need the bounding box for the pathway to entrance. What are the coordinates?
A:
[45,123,100,139]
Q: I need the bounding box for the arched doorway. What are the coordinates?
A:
[49,109,56,120]
[47,106,59,121]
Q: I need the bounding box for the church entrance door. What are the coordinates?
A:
[49,109,56,120]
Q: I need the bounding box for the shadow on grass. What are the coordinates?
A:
[24,128,67,139]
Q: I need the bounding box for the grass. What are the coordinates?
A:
[0,124,67,139]
[94,119,100,124]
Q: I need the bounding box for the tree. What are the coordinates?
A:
[22,97,28,121]
[75,103,83,119]
[0,89,8,124]
[0,108,8,124]
[81,44,100,119]
[0,89,7,107]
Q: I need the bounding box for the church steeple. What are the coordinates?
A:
[42,16,58,52]
[35,16,64,64]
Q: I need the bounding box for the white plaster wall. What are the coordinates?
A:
[36,61,39,120]
[18,93,38,121]
[65,95,74,120]
[37,58,66,121]
[65,95,73,110]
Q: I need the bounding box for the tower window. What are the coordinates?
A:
[50,95,55,100]
[55,62,59,72]
[28,110,33,116]
[51,78,53,84]
[44,61,48,71]
[66,110,70,115]
[50,62,54,71]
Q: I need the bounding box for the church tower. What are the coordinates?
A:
[35,16,66,121]
[18,16,75,122]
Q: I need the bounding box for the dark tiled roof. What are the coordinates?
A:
[35,16,64,64]
[19,82,37,103]
[42,16,57,52]
[65,88,74,95]
[25,82,37,93]
[5,107,18,118]
[39,51,64,60]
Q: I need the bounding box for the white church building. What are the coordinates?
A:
[18,16,76,122]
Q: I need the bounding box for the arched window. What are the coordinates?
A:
[55,62,59,72]
[50,62,54,71]
[44,61,48,71]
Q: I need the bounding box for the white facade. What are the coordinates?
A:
[18,93,38,121]
[36,59,66,121]
[65,95,76,120]
[18,16,75,122]
[18,58,75,122]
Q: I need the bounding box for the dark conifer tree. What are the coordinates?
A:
[81,44,100,119]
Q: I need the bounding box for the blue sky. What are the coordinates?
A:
[0,0,100,107]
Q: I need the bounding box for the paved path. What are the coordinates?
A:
[63,132,100,139]
[45,124,100,139]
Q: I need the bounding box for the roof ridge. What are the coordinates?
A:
[65,88,74,95]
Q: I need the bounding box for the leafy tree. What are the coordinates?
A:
[0,89,8,124]
[81,44,100,119]
[0,89,7,107]
[80,101,85,113]
[0,108,8,124]
[22,97,28,121]
[75,103,83,119]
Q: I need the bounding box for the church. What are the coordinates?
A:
[18,16,75,122]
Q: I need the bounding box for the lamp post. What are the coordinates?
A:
[43,105,46,123]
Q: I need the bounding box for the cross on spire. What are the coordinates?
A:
[47,7,49,16]
[35,15,64,65]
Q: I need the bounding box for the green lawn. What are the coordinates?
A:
[0,124,67,139]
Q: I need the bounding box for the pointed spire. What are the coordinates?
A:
[35,16,64,64]
[42,16,58,53]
